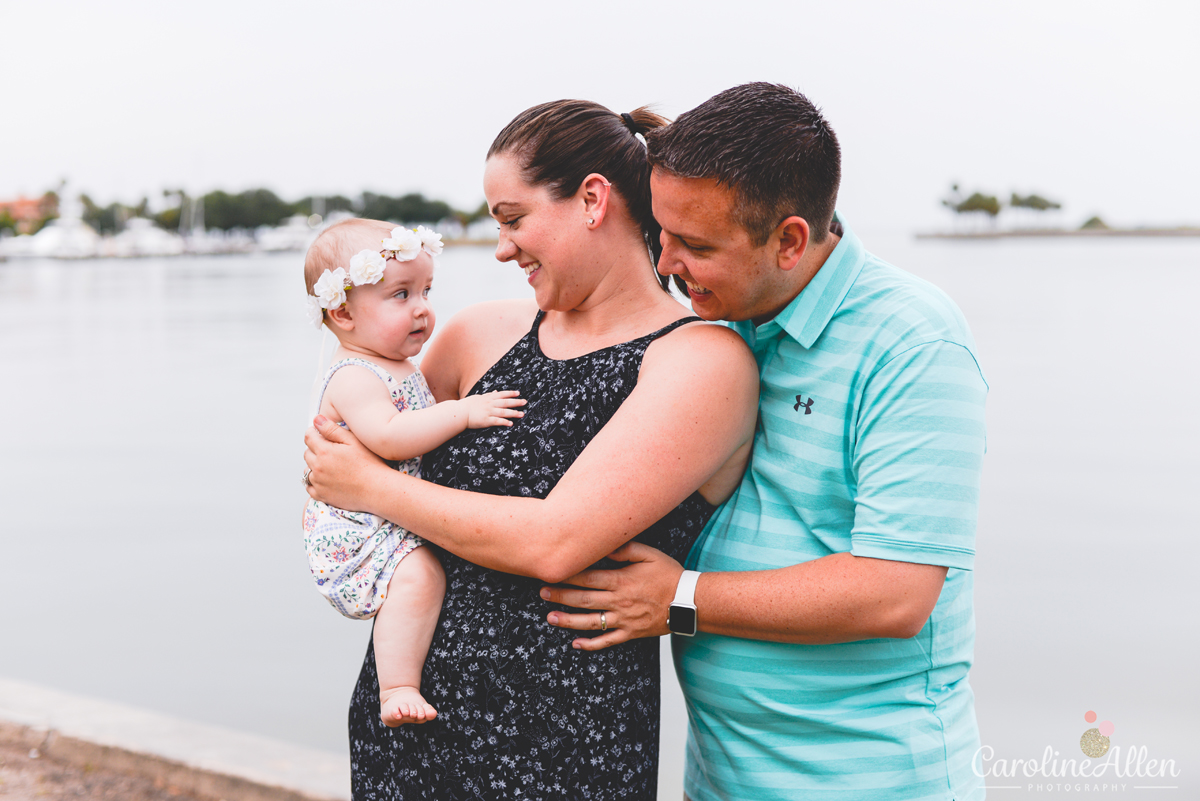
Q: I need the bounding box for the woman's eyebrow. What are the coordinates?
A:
[490,201,519,216]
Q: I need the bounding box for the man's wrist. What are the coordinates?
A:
[668,569,702,636]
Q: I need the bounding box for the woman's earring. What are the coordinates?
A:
[587,218,595,226]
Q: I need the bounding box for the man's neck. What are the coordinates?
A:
[751,232,841,327]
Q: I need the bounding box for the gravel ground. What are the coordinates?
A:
[0,741,203,801]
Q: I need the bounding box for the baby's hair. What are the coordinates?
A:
[303,218,395,295]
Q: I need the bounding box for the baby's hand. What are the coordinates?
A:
[462,390,526,429]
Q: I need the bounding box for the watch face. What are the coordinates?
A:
[669,605,697,635]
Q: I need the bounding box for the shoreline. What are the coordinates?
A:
[916,227,1200,240]
[0,678,348,801]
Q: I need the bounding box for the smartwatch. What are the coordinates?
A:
[668,570,702,636]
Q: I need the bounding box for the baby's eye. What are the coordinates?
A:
[422,287,431,298]
[394,289,409,300]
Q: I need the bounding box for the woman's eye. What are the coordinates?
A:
[502,216,522,228]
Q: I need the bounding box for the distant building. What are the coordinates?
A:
[0,195,56,234]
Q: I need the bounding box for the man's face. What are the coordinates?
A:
[651,169,786,323]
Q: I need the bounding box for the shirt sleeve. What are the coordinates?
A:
[849,340,987,570]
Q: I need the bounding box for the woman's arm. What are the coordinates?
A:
[304,322,759,583]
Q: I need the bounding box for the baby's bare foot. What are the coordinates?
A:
[380,686,438,727]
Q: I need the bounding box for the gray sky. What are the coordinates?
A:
[4,0,1198,234]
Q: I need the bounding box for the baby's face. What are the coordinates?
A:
[344,251,436,361]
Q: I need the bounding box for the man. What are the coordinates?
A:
[544,83,988,800]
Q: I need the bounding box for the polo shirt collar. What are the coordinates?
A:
[741,212,865,350]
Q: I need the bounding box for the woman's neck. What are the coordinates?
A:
[537,241,690,359]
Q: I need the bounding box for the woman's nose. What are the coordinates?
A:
[495,229,517,262]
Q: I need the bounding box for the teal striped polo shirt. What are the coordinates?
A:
[675,216,988,801]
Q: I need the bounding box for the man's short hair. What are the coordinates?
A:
[646,82,841,246]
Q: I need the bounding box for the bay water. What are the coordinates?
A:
[1,236,1196,798]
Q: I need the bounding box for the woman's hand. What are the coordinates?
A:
[540,542,684,651]
[303,415,390,513]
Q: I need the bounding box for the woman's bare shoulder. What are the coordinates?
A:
[445,298,540,337]
[645,320,756,371]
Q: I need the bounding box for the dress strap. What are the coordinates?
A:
[643,315,703,341]
[315,358,404,415]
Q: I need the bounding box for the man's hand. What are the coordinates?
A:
[540,542,684,651]
[303,415,389,512]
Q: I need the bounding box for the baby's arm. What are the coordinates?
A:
[324,366,524,462]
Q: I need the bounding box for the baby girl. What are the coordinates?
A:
[301,218,524,726]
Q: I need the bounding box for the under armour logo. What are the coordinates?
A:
[794,395,814,414]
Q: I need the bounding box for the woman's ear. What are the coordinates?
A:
[326,303,354,332]
[579,173,612,228]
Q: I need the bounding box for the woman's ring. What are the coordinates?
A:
[600,612,607,631]
[302,469,312,488]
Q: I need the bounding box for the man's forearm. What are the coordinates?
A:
[693,552,948,644]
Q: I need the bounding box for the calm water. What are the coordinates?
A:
[2,237,1197,799]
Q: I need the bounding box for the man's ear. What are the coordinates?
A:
[579,173,613,228]
[774,216,810,272]
[326,303,354,333]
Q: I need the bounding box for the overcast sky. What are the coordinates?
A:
[4,0,1198,234]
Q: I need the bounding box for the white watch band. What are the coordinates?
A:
[672,570,702,607]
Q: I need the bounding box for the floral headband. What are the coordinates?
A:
[306,225,444,328]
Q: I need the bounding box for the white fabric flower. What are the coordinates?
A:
[313,267,349,309]
[382,227,422,261]
[348,249,387,286]
[415,225,444,256]
[305,295,325,328]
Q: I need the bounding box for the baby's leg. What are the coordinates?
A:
[374,545,445,727]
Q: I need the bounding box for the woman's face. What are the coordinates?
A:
[484,153,593,311]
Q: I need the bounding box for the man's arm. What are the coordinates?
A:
[544,338,986,648]
[540,544,945,649]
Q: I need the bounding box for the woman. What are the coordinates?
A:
[305,100,759,800]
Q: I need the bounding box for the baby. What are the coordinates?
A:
[301,218,524,726]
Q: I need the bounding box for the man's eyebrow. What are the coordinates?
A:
[662,225,708,245]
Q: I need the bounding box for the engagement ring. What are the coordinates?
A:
[302,469,312,488]
[600,612,607,631]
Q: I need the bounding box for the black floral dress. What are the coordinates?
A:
[348,311,714,800]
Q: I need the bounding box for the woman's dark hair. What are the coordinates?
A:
[488,100,672,291]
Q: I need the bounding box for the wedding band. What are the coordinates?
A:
[600,612,607,631]
[302,469,312,488]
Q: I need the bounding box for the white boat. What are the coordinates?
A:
[0,215,102,259]
[107,218,185,257]
[257,214,317,252]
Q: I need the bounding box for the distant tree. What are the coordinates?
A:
[955,192,1002,219]
[361,192,453,225]
[449,200,492,232]
[1080,216,1109,230]
[0,210,16,235]
[292,195,357,217]
[941,183,964,212]
[26,191,61,235]
[1010,192,1062,212]
[202,188,294,230]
